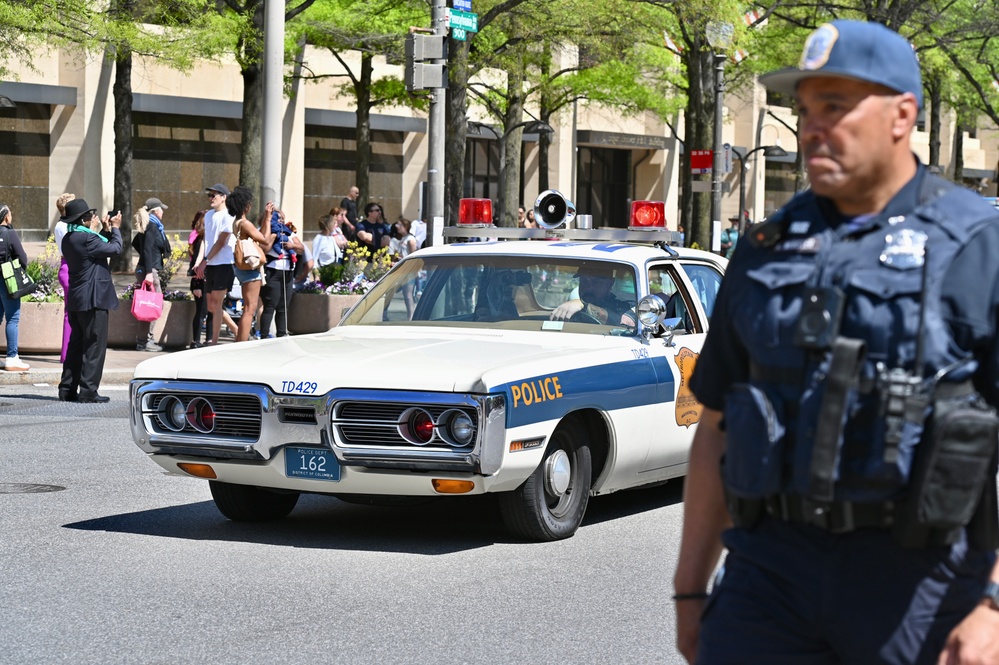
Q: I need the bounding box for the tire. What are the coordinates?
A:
[498,419,592,541]
[209,481,300,522]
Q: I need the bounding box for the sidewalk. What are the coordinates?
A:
[0,347,166,387]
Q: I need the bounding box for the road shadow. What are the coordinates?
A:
[64,479,684,554]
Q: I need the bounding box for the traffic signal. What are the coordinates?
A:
[405,33,447,91]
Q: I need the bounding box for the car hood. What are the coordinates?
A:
[132,326,632,394]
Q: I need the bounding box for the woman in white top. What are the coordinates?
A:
[390,217,418,260]
[312,211,347,267]
[54,192,75,363]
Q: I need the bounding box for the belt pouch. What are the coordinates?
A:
[722,383,786,498]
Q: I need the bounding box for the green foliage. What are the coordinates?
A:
[317,260,345,287]
[159,234,189,292]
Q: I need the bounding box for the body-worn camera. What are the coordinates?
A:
[793,286,845,350]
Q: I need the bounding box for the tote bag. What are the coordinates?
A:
[0,227,36,299]
[131,282,164,322]
[233,225,262,270]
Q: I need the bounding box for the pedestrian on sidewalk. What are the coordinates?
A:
[59,200,122,403]
[135,198,171,352]
[0,203,30,372]
[54,192,75,363]
[193,184,235,346]
[229,186,275,342]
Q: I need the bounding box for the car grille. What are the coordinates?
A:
[333,400,478,450]
[146,392,262,440]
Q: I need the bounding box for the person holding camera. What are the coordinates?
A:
[674,21,999,665]
[58,200,122,403]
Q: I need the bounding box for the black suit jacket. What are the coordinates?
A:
[62,227,122,312]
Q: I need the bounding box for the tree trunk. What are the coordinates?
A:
[928,77,942,168]
[355,53,373,207]
[111,47,133,272]
[110,0,135,272]
[953,123,964,182]
[445,39,471,227]
[239,0,265,200]
[499,61,525,227]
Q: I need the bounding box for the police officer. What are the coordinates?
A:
[674,20,999,664]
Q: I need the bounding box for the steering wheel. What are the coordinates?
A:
[570,308,602,324]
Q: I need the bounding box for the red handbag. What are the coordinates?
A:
[131,282,164,322]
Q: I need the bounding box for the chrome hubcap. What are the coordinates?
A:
[545,449,572,497]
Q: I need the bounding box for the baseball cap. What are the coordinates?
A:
[145,197,168,210]
[759,20,923,109]
[206,183,231,196]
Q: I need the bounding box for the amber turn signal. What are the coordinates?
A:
[177,463,217,479]
[432,479,475,494]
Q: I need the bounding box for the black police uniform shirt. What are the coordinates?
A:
[689,162,999,504]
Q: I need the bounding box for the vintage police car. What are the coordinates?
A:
[129,194,726,541]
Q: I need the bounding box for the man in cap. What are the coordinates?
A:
[674,20,999,664]
[58,200,122,403]
[194,184,234,345]
[719,213,744,259]
[550,263,634,326]
[135,197,170,352]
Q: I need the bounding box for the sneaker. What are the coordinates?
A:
[3,356,29,372]
[137,341,164,352]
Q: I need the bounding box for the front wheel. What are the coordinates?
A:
[498,419,592,541]
[209,481,300,522]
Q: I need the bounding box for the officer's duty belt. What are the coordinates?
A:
[764,494,894,534]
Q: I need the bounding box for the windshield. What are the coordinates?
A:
[341,255,638,336]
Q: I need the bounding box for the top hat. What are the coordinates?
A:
[61,198,96,225]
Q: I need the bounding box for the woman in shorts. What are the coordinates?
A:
[226,186,275,343]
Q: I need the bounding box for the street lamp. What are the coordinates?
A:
[733,144,788,233]
[706,21,733,251]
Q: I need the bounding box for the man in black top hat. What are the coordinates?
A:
[58,199,122,403]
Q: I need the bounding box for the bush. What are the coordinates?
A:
[24,236,63,302]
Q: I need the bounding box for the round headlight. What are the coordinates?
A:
[399,408,435,445]
[160,396,187,432]
[636,293,669,328]
[186,397,216,434]
[440,409,475,447]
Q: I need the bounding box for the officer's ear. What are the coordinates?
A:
[891,92,919,139]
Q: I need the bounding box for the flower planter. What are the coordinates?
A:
[108,299,195,349]
[0,301,65,353]
[287,293,362,334]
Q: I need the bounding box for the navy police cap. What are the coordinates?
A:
[759,20,923,109]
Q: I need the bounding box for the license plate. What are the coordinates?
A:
[285,446,340,482]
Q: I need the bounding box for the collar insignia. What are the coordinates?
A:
[880,229,927,269]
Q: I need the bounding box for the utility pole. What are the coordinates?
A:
[261,0,284,208]
[406,4,448,246]
[428,0,446,246]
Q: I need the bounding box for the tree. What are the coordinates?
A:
[299,0,426,206]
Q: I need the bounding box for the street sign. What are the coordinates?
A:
[452,27,468,41]
[690,149,713,174]
[449,8,478,32]
[453,0,472,10]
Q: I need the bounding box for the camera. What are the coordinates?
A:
[793,287,845,351]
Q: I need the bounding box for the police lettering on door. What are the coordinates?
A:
[511,375,564,408]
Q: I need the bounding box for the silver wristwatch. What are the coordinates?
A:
[984,581,999,609]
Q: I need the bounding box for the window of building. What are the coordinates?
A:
[576,147,631,227]
[465,138,501,201]
[0,102,50,235]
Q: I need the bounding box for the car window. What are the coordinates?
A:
[679,262,723,320]
[648,265,693,333]
[343,255,638,336]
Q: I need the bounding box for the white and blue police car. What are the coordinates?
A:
[128,192,727,541]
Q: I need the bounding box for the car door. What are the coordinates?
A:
[639,259,723,473]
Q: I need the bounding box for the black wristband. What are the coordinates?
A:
[672,592,709,601]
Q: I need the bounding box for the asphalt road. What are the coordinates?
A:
[0,385,688,665]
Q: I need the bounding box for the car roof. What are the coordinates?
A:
[411,240,724,268]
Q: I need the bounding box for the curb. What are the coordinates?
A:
[0,367,135,387]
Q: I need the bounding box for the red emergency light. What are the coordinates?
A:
[629,200,666,230]
[458,198,493,227]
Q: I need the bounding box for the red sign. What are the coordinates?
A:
[690,149,713,174]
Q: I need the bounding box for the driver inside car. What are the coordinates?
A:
[550,263,634,325]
